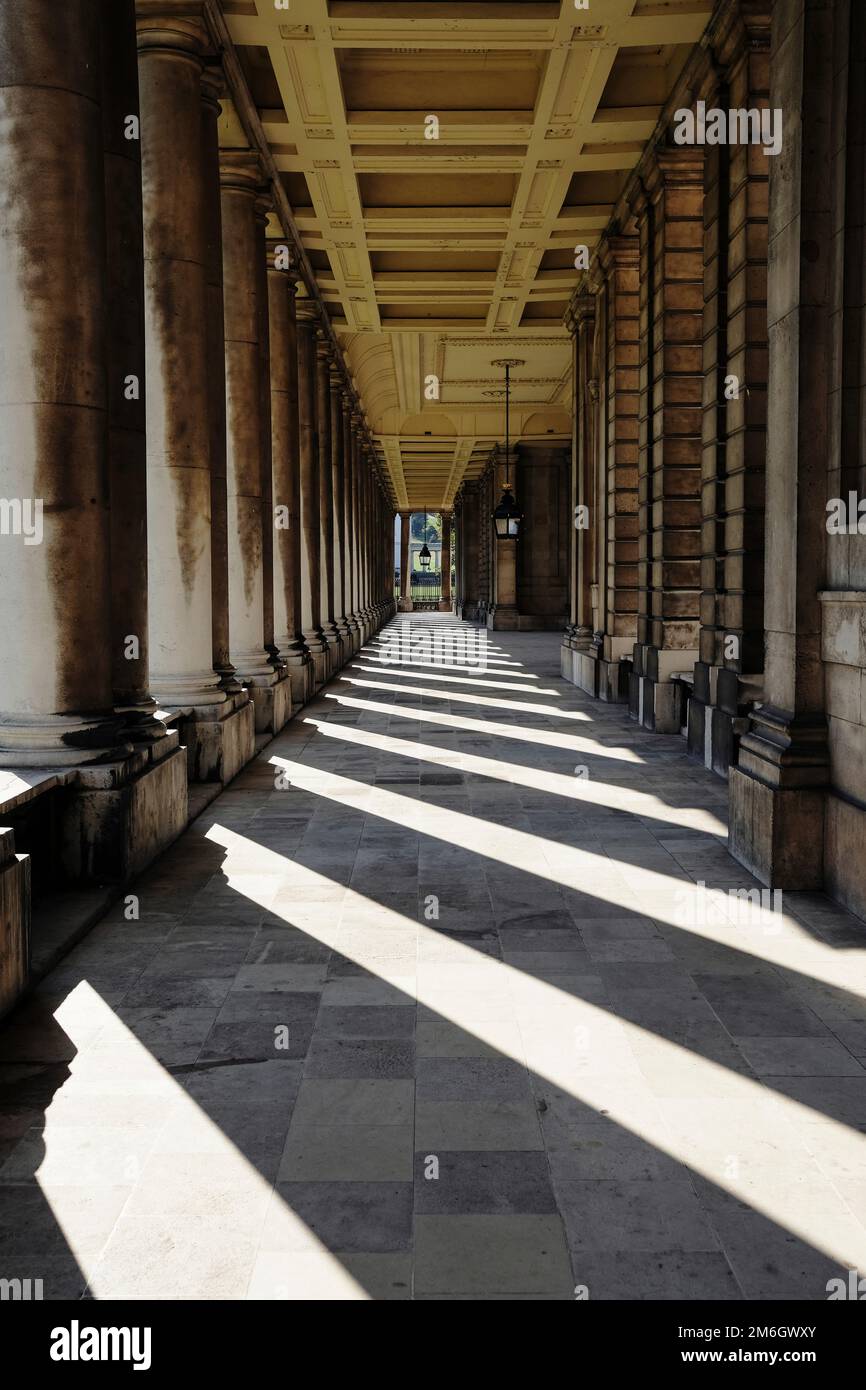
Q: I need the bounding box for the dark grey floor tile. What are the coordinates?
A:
[414,1150,557,1215]
[275,1181,413,1252]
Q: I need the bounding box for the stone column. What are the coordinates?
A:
[200,60,235,692]
[600,238,640,701]
[267,240,310,709]
[440,512,452,611]
[255,191,279,679]
[344,407,359,649]
[330,366,350,648]
[398,512,412,610]
[360,449,372,634]
[357,450,367,635]
[296,298,328,686]
[0,2,187,892]
[453,495,464,614]
[219,151,286,735]
[487,449,520,630]
[316,332,339,670]
[101,0,164,739]
[137,3,254,785]
[630,149,705,732]
[562,294,601,694]
[688,6,771,777]
[460,485,481,621]
[352,417,365,641]
[375,483,383,625]
[0,0,124,764]
[730,0,833,889]
[384,496,395,612]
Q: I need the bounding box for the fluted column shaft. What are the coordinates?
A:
[330,370,348,638]
[219,152,275,686]
[0,0,132,762]
[296,299,327,674]
[349,416,362,631]
[441,512,452,608]
[399,513,411,601]
[137,5,225,708]
[255,193,276,666]
[200,64,234,687]
[267,245,308,701]
[316,334,339,663]
[103,0,163,734]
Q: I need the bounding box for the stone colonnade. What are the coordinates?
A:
[454,442,571,630]
[559,0,866,920]
[0,0,394,1013]
[395,509,454,614]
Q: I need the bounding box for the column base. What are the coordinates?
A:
[60,736,189,884]
[302,629,329,690]
[729,707,829,889]
[248,670,291,736]
[397,597,413,613]
[174,691,255,785]
[322,626,343,677]
[0,712,135,767]
[729,768,826,890]
[486,605,519,631]
[0,827,30,1021]
[825,792,866,921]
[686,667,757,778]
[286,657,312,711]
[628,643,696,732]
[345,615,362,655]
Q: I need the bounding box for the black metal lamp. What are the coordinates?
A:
[493,485,522,539]
[418,509,431,568]
[490,358,524,540]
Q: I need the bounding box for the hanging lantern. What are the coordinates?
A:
[490,358,525,541]
[493,486,522,540]
[418,507,432,567]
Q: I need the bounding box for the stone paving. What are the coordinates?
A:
[1,615,866,1300]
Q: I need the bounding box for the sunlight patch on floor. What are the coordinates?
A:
[34,982,370,1300]
[206,820,866,1275]
[323,691,644,762]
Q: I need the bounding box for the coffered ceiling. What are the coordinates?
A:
[221,0,714,508]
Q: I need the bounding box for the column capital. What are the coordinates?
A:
[714,0,772,70]
[315,329,335,363]
[598,234,639,275]
[645,145,705,199]
[135,2,209,60]
[565,292,596,336]
[295,295,319,326]
[254,186,274,225]
[219,148,263,194]
[200,59,225,113]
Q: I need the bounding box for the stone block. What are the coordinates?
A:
[186,696,255,785]
[825,792,866,923]
[729,766,825,889]
[60,743,188,884]
[0,827,30,1021]
[250,673,292,736]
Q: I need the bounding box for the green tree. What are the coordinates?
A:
[410,512,441,543]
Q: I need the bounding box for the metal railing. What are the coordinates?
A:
[409,571,442,604]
